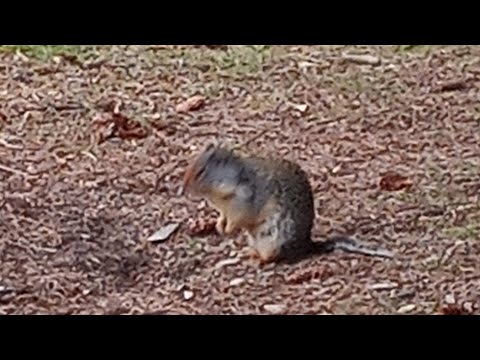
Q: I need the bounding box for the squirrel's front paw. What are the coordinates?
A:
[215,216,227,235]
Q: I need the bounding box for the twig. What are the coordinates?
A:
[235,126,271,150]
[0,138,23,150]
[0,164,30,177]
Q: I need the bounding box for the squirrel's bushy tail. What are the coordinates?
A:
[310,236,394,259]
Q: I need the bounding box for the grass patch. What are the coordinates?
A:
[149,45,276,77]
[444,224,480,240]
[0,45,95,61]
[394,45,433,53]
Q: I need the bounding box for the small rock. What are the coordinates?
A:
[229,278,245,287]
[445,294,456,305]
[146,223,180,243]
[331,164,342,174]
[464,302,474,313]
[397,304,416,314]
[183,290,194,300]
[351,100,361,108]
[291,103,308,113]
[263,304,286,314]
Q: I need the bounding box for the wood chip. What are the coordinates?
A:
[176,95,206,113]
[342,54,381,66]
[369,282,398,291]
[397,304,416,314]
[291,103,308,113]
[229,278,245,287]
[263,304,286,314]
[146,223,180,242]
[214,258,240,270]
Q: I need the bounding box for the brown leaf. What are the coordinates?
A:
[204,45,228,51]
[186,219,217,237]
[286,267,334,284]
[0,111,8,123]
[91,111,149,144]
[146,223,180,243]
[150,117,176,136]
[442,305,472,315]
[176,95,206,113]
[379,172,413,191]
[435,80,469,93]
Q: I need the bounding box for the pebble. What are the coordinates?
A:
[263,304,286,314]
[183,290,194,300]
[444,294,456,305]
[229,278,245,287]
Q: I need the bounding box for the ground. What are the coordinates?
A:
[0,45,479,314]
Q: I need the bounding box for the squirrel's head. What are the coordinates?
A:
[182,144,245,200]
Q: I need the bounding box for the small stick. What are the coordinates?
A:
[0,164,30,177]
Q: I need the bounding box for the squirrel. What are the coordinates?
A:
[181,144,394,264]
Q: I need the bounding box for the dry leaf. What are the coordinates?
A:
[291,103,308,113]
[442,304,472,315]
[379,172,413,191]
[0,111,7,123]
[186,219,217,237]
[176,95,206,113]
[146,223,180,243]
[112,113,149,140]
[286,267,334,284]
[435,80,469,93]
[204,45,228,50]
[92,111,149,144]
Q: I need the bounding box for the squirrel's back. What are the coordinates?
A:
[244,155,315,245]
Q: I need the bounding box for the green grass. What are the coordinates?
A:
[394,45,432,53]
[148,45,277,77]
[444,224,480,240]
[0,45,95,61]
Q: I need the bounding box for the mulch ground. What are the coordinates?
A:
[0,45,479,314]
